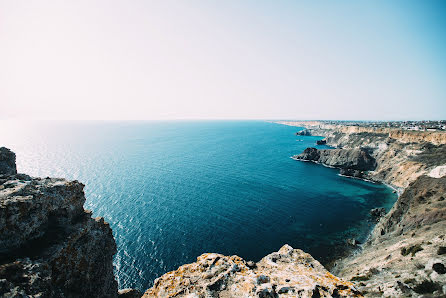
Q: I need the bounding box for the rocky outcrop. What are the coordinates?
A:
[0,147,17,176]
[293,147,376,173]
[369,208,386,223]
[143,244,360,297]
[0,148,118,297]
[339,168,365,178]
[295,129,311,136]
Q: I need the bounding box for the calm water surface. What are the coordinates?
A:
[1,120,396,290]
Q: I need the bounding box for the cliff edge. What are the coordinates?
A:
[0,147,118,297]
[144,244,360,297]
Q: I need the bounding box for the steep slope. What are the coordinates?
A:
[336,176,446,297]
[0,147,118,297]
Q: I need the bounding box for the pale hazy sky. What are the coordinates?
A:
[1,1,445,120]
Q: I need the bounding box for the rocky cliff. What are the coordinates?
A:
[144,244,360,297]
[293,147,376,178]
[0,147,118,297]
[285,122,446,297]
[290,123,446,189]
[0,148,17,176]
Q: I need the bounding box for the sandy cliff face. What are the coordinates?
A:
[298,125,445,189]
[144,244,360,298]
[279,121,446,146]
[0,147,118,297]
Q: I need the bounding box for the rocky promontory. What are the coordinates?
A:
[293,147,376,177]
[144,244,360,297]
[0,147,118,297]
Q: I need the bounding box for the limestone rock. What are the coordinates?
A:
[0,149,118,297]
[293,148,376,171]
[143,244,360,297]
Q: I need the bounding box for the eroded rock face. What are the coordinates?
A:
[0,147,17,176]
[293,148,376,172]
[0,148,118,297]
[0,177,86,253]
[143,244,360,297]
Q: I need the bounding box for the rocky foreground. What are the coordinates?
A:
[144,245,359,297]
[0,147,119,297]
[281,121,446,297]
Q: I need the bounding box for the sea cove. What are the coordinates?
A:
[1,120,397,291]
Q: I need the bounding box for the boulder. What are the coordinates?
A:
[346,238,360,247]
[118,288,143,297]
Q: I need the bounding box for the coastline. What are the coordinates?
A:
[288,130,399,271]
[276,120,446,296]
[2,119,446,297]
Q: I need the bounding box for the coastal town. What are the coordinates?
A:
[279,120,446,131]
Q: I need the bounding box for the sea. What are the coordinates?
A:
[1,120,397,291]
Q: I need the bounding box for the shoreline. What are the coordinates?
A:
[275,120,446,296]
[283,121,403,252]
[289,153,399,272]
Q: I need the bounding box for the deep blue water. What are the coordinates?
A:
[1,120,396,290]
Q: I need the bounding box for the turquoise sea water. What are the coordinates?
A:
[1,120,396,290]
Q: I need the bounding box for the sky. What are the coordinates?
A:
[1,0,445,120]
